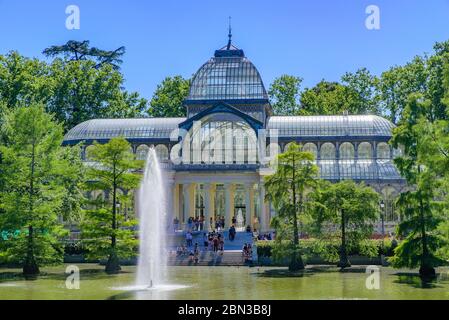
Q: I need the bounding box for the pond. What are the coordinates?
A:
[0,264,449,300]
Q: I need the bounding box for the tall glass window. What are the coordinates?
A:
[155,144,169,161]
[303,143,318,159]
[339,142,355,159]
[358,142,372,159]
[136,144,150,160]
[183,113,257,164]
[320,143,336,160]
[377,142,391,159]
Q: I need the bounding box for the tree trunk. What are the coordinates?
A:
[106,174,121,274]
[24,142,39,277]
[105,250,121,274]
[290,208,304,271]
[418,194,435,278]
[289,155,304,272]
[338,209,351,269]
[23,225,39,276]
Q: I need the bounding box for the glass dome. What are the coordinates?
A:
[187,45,268,101]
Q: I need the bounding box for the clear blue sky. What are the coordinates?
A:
[1,0,449,100]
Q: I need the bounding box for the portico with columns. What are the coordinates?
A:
[167,172,271,232]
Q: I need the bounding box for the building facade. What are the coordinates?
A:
[63,40,406,233]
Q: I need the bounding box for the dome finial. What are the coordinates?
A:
[227,16,232,50]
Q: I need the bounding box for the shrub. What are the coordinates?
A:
[256,238,398,260]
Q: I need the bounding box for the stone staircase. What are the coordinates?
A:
[168,231,253,250]
[167,250,251,266]
[166,231,254,266]
[222,231,254,250]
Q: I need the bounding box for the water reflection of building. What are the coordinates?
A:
[63,36,406,233]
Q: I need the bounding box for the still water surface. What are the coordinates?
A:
[0,264,448,300]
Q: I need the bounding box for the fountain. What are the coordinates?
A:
[136,148,167,289]
[111,148,187,298]
[236,208,245,232]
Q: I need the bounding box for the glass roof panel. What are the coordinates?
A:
[267,115,394,137]
[63,118,186,142]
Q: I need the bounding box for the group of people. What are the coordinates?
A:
[213,216,226,232]
[172,216,228,233]
[256,233,272,241]
[204,231,225,253]
[186,216,205,232]
[176,242,201,264]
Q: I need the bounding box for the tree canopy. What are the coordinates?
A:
[268,75,302,116]
[0,50,147,131]
[82,137,142,274]
[0,104,83,275]
[148,75,190,117]
[43,40,126,70]
[310,180,379,268]
[264,143,319,271]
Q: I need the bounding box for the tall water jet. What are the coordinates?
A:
[136,148,167,288]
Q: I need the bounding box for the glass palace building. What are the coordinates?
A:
[63,39,406,233]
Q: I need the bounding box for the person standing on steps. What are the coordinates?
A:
[194,243,199,264]
[213,235,219,253]
[229,225,236,241]
[186,231,193,247]
[219,235,225,254]
[203,232,208,249]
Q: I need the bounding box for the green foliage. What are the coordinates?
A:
[299,81,360,116]
[256,239,396,262]
[0,104,82,273]
[0,52,51,110]
[264,143,319,270]
[379,41,449,124]
[341,68,380,115]
[309,180,379,268]
[81,208,138,261]
[43,40,126,70]
[389,92,448,275]
[0,50,147,132]
[81,137,142,270]
[148,76,190,117]
[310,181,379,238]
[268,75,303,115]
[46,59,147,130]
[379,56,428,124]
[58,145,86,224]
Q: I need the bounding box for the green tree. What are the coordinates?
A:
[424,41,449,122]
[43,40,126,70]
[299,80,359,115]
[378,40,449,124]
[341,68,380,115]
[264,143,319,271]
[390,94,447,277]
[0,50,147,132]
[0,52,51,111]
[378,56,427,124]
[148,76,190,117]
[0,104,82,276]
[310,180,379,269]
[47,59,147,131]
[268,75,303,115]
[82,137,142,274]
